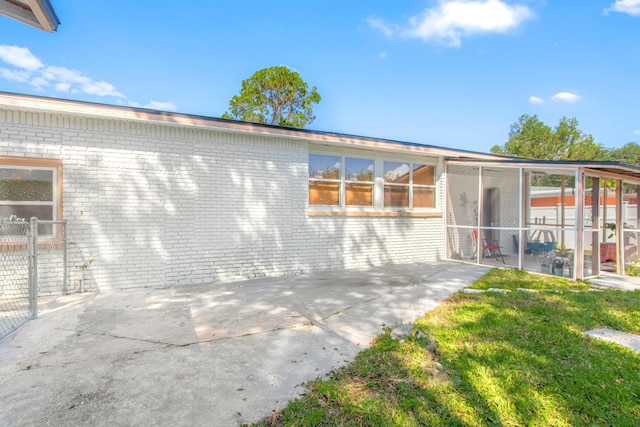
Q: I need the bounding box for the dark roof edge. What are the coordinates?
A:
[38,0,61,31]
[0,91,501,160]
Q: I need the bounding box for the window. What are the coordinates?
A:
[309,154,375,207]
[309,152,436,210]
[345,157,374,206]
[0,157,62,224]
[384,161,435,208]
[309,154,341,206]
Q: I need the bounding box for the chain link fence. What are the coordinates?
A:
[1,218,67,341]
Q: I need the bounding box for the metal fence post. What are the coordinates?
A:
[28,217,38,319]
[62,220,68,295]
[1,219,69,341]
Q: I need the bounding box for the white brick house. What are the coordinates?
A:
[0,92,501,290]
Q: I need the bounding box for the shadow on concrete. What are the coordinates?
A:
[0,261,487,426]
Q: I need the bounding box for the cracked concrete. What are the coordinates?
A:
[0,261,487,426]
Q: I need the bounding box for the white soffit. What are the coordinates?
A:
[0,0,59,32]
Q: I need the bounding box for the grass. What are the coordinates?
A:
[254,268,640,426]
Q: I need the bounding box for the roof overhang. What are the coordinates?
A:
[0,0,59,32]
[446,158,640,184]
[0,91,503,160]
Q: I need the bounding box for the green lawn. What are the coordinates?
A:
[255,269,640,426]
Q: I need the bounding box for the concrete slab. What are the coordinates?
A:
[585,328,640,353]
[589,274,640,291]
[0,261,487,426]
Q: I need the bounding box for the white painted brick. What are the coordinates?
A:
[1,107,447,290]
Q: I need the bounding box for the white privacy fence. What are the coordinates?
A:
[530,203,639,249]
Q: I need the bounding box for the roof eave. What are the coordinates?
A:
[446,158,640,184]
[0,91,502,160]
[27,0,60,32]
[0,0,59,32]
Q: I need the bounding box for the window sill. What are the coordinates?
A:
[308,210,443,218]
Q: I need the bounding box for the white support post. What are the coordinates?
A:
[519,167,526,270]
[592,177,601,277]
[616,179,624,274]
[575,170,584,280]
[476,166,483,264]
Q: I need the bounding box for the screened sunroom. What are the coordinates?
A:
[445,159,640,280]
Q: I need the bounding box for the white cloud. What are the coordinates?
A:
[0,45,43,70]
[128,100,178,111]
[369,0,533,47]
[55,82,71,92]
[0,68,31,83]
[378,52,388,59]
[551,92,581,103]
[0,45,190,107]
[29,76,50,89]
[605,0,640,16]
[634,130,640,136]
[529,96,544,105]
[81,80,124,97]
[39,65,124,97]
[40,65,85,84]
[0,46,126,98]
[366,17,394,37]
[145,100,177,111]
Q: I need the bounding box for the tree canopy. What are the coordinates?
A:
[609,142,640,165]
[222,66,321,128]
[491,114,606,161]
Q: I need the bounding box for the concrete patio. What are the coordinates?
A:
[0,261,487,426]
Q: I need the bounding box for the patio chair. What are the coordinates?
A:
[472,230,505,264]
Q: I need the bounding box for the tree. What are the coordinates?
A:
[222,66,321,128]
[491,114,606,161]
[609,142,640,166]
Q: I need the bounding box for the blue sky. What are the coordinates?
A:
[0,0,638,153]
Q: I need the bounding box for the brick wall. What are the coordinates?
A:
[1,107,446,290]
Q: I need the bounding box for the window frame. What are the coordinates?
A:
[308,153,342,207]
[383,161,437,209]
[0,156,63,224]
[309,152,377,208]
[309,149,439,213]
[343,156,375,207]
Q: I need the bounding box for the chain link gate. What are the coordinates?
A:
[1,218,67,341]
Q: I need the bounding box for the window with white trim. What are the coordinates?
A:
[345,157,374,206]
[0,158,62,224]
[384,161,436,208]
[309,154,375,207]
[309,152,436,210]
